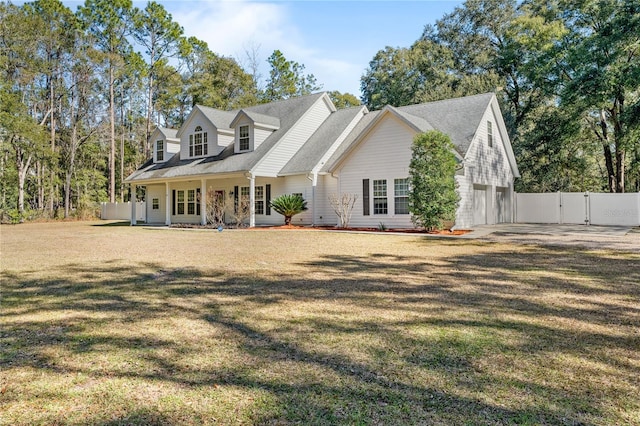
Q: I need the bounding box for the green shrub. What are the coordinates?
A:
[270,194,308,225]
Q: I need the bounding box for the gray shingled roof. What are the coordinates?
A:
[397,92,494,154]
[320,111,381,173]
[322,93,494,173]
[194,106,236,132]
[158,127,179,140]
[280,107,364,175]
[235,110,281,128]
[126,93,325,183]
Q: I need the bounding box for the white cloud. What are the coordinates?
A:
[170,0,362,96]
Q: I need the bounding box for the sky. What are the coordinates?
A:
[54,0,464,97]
[165,0,464,97]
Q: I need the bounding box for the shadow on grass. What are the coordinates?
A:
[91,221,132,227]
[2,244,639,425]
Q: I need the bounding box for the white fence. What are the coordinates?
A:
[100,202,146,222]
[515,192,640,226]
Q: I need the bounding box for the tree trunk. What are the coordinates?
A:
[145,70,154,157]
[109,62,116,203]
[50,77,56,213]
[284,215,292,226]
[599,110,617,193]
[16,144,32,222]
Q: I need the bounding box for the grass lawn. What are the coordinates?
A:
[1,221,639,425]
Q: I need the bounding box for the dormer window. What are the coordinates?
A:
[239,125,250,151]
[156,140,164,161]
[189,126,208,157]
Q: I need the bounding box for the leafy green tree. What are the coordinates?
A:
[360,46,425,110]
[262,50,321,102]
[183,37,257,112]
[0,87,49,221]
[270,194,308,226]
[79,0,133,203]
[328,91,360,109]
[550,0,640,192]
[131,1,184,153]
[409,131,459,230]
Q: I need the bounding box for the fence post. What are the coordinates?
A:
[558,191,563,224]
[584,191,590,226]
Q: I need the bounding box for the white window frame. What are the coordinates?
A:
[152,198,159,210]
[394,178,409,215]
[239,125,250,151]
[241,185,264,215]
[373,179,388,215]
[487,120,493,148]
[187,189,196,215]
[190,126,208,157]
[156,140,164,161]
[177,190,185,215]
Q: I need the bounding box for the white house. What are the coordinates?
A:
[125,92,520,229]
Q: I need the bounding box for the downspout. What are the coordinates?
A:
[307,172,317,226]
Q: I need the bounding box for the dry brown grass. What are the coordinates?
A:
[1,221,639,425]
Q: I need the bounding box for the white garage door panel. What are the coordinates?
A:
[473,185,487,225]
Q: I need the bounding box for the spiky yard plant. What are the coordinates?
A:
[270,194,308,225]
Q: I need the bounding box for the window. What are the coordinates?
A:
[152,198,159,210]
[187,189,195,215]
[240,186,264,214]
[487,120,493,147]
[239,125,250,151]
[255,186,264,215]
[394,178,409,214]
[190,126,208,157]
[156,140,164,161]
[177,190,185,214]
[373,179,388,215]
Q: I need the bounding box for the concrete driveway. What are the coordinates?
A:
[464,223,640,251]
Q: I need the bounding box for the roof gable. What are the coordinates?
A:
[230,109,280,130]
[176,105,236,138]
[397,92,494,154]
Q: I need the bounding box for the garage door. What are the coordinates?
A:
[496,187,507,223]
[473,185,487,225]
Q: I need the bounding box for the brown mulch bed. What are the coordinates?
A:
[169,223,471,235]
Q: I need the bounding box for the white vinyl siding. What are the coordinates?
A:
[253,97,332,177]
[312,107,368,175]
[336,116,414,228]
[455,102,515,228]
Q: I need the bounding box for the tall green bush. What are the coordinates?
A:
[409,131,460,230]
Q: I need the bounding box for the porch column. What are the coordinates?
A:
[165,182,171,226]
[130,184,137,226]
[308,172,317,226]
[248,173,255,227]
[200,178,207,225]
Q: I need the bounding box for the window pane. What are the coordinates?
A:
[394,178,409,196]
[188,190,195,202]
[374,199,388,215]
[255,200,264,215]
[395,197,409,214]
[255,186,263,199]
[177,191,184,203]
[373,180,387,197]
